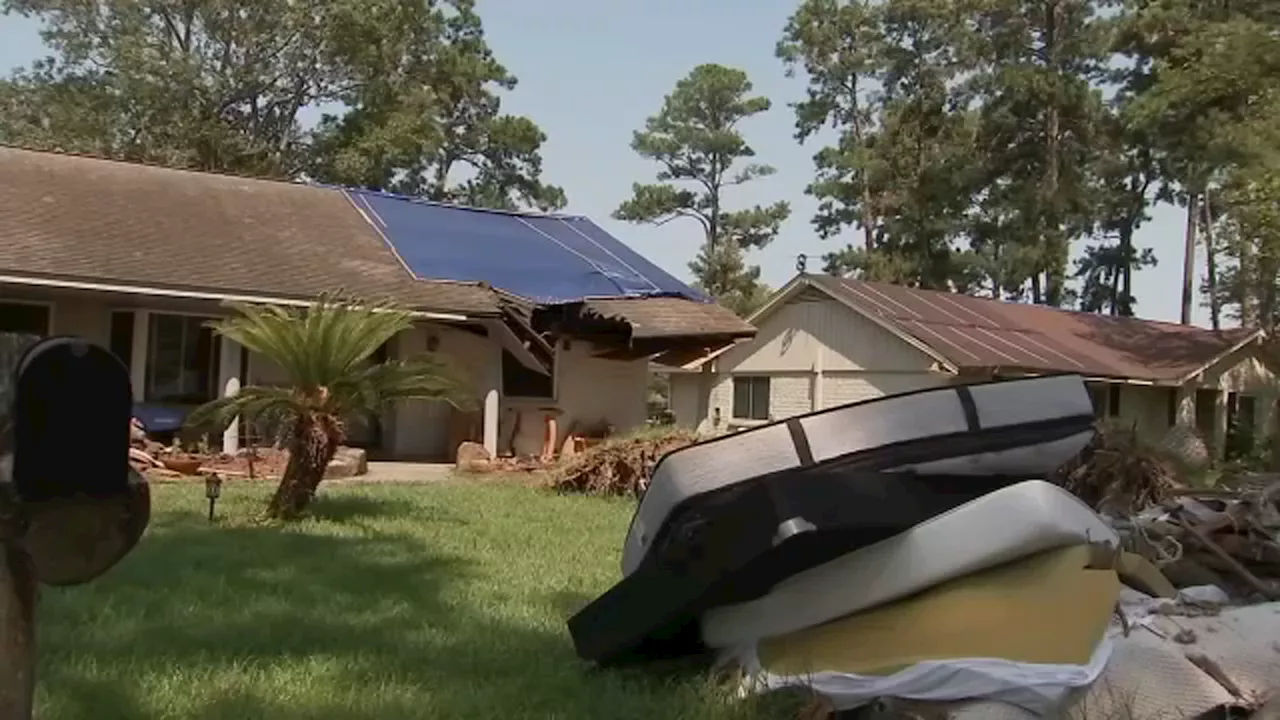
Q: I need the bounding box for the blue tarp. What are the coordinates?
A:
[344,189,709,305]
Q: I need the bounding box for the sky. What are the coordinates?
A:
[0,1,1216,326]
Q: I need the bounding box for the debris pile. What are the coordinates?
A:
[1057,424,1280,603]
[548,427,698,496]
[1113,478,1280,602]
[127,421,363,480]
[1055,422,1181,516]
[560,372,1280,720]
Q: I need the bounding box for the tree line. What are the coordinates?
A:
[3,0,1279,325]
[617,0,1280,323]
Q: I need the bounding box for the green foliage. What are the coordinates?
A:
[1107,0,1280,324]
[0,0,563,210]
[188,294,473,440]
[779,0,1280,316]
[614,63,790,314]
[781,0,1117,301]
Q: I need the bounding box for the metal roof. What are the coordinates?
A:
[808,275,1262,383]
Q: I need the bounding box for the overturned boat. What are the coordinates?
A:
[567,374,1100,666]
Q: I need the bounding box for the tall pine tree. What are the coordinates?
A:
[613,64,790,316]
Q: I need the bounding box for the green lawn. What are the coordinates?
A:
[35,480,797,720]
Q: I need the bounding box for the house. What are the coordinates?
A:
[0,146,754,461]
[669,273,1277,461]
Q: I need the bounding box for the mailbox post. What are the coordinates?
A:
[0,333,150,719]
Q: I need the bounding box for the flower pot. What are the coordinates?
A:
[161,457,203,476]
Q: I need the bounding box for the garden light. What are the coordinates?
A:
[205,473,223,522]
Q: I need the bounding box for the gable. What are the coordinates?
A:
[717,289,935,373]
[1199,341,1277,393]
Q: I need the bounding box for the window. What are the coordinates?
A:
[1107,385,1122,418]
[732,376,770,421]
[1086,385,1107,418]
[502,349,554,399]
[1195,389,1217,439]
[1225,392,1257,460]
[0,302,50,335]
[145,314,219,404]
[1166,388,1180,427]
[108,311,134,370]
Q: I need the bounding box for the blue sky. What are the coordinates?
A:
[0,2,1213,325]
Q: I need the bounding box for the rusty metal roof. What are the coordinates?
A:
[807,275,1261,383]
[0,146,503,315]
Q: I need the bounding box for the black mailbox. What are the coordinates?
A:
[8,335,132,502]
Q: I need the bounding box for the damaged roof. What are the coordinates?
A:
[344,187,711,305]
[802,274,1263,383]
[582,297,754,339]
[0,146,753,339]
[0,146,499,315]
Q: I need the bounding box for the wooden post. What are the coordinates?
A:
[0,545,36,720]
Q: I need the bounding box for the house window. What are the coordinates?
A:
[1166,388,1179,427]
[1225,392,1257,460]
[1086,385,1107,418]
[1195,389,1218,440]
[1107,385,1121,418]
[502,349,554,399]
[732,376,771,421]
[108,311,134,370]
[145,314,219,404]
[0,302,50,335]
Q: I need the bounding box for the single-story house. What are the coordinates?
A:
[0,146,754,461]
[669,273,1277,461]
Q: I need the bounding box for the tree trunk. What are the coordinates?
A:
[1113,225,1132,315]
[1181,193,1200,325]
[1202,189,1221,330]
[265,414,340,520]
[0,547,36,719]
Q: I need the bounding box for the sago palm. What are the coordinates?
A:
[188,294,473,519]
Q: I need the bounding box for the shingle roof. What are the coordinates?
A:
[0,146,760,340]
[806,274,1262,383]
[0,146,499,315]
[582,297,755,339]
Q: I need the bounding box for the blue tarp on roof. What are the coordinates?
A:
[343,188,709,305]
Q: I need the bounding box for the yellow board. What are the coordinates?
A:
[758,544,1121,677]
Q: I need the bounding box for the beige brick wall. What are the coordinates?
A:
[823,371,945,410]
[769,373,814,419]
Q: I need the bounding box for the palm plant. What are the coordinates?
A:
[188,294,473,520]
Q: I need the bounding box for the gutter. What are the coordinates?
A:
[0,273,470,322]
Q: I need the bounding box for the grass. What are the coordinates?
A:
[34,480,798,720]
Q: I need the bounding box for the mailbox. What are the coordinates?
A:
[10,335,133,501]
[0,332,150,586]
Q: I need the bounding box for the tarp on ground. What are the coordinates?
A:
[342,188,710,305]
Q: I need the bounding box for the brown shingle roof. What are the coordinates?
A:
[582,297,756,338]
[807,274,1261,383]
[0,146,499,315]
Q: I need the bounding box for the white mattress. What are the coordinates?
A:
[623,374,1096,576]
[700,480,1116,649]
